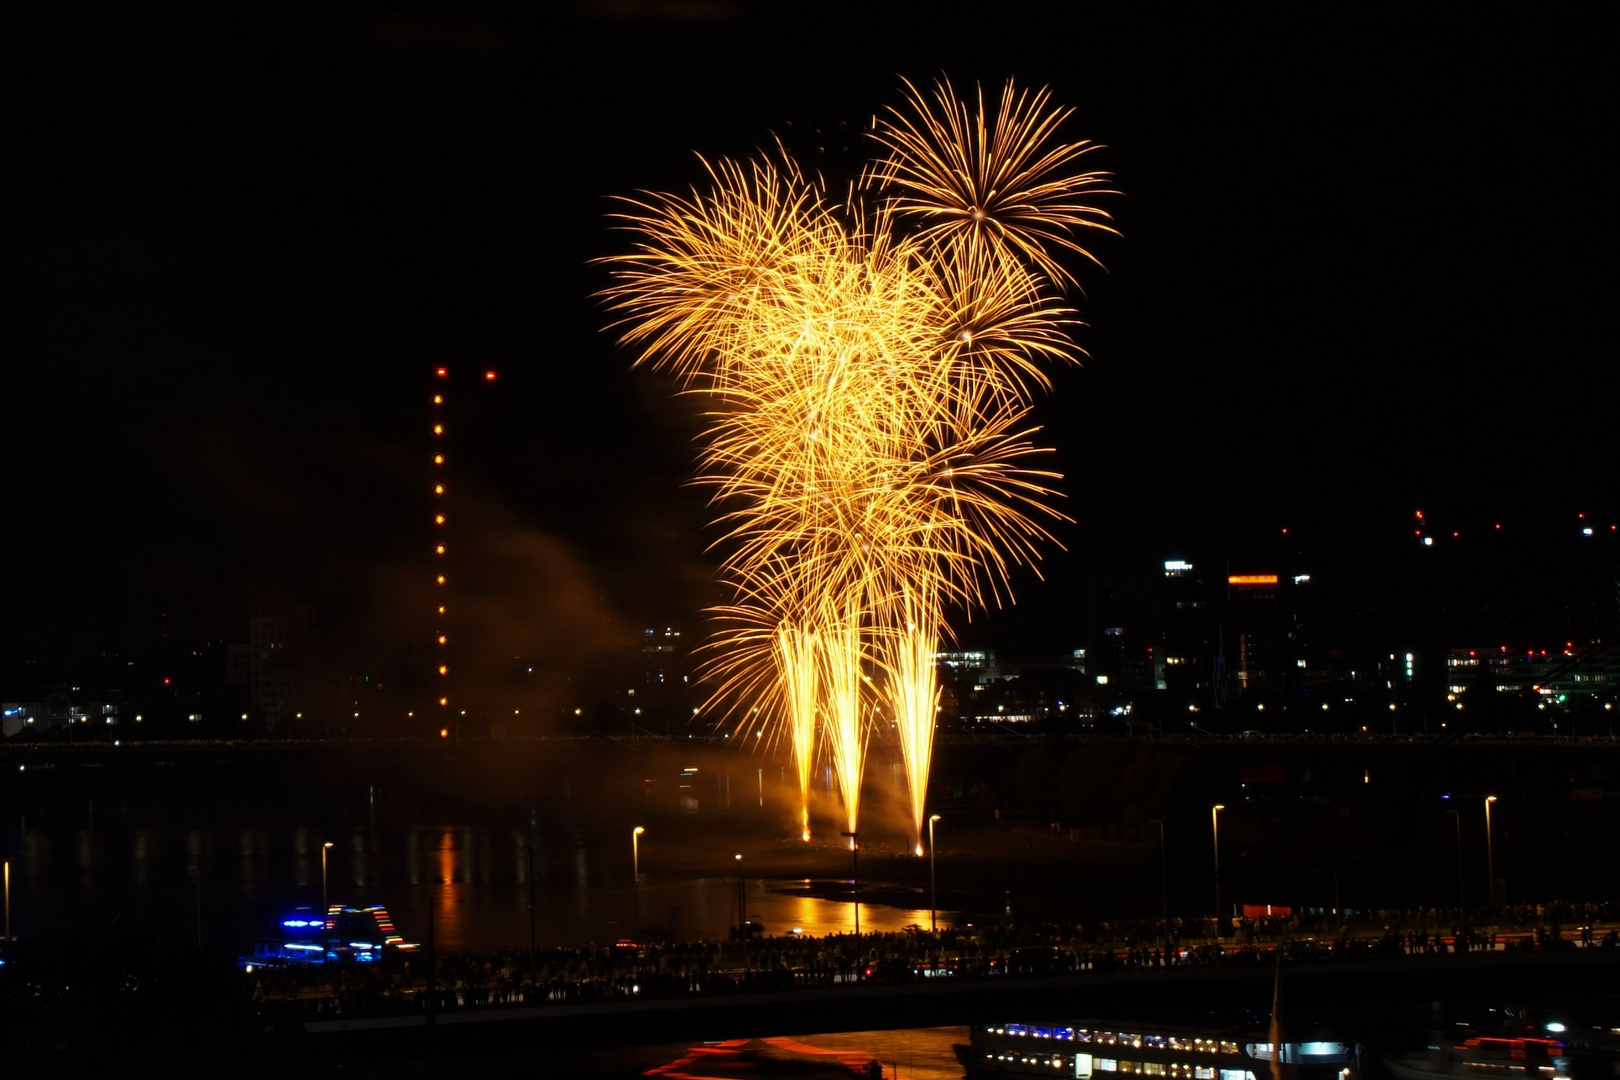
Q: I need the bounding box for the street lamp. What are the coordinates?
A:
[321,842,334,918]
[1484,795,1498,910]
[1211,804,1225,936]
[632,826,645,883]
[734,853,746,932]
[841,831,859,936]
[928,815,942,934]
[1148,818,1169,953]
[1443,807,1464,915]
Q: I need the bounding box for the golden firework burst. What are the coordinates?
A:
[601,77,1114,851]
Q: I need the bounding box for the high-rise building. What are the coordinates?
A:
[244,612,307,733]
[1161,559,1217,704]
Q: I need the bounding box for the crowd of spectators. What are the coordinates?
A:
[252,899,1619,1023]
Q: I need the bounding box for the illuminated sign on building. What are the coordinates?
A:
[1228,574,1279,586]
[1164,560,1193,573]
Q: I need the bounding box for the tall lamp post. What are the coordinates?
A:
[321,841,334,917]
[841,831,859,936]
[1148,818,1169,953]
[632,826,646,932]
[1211,804,1225,937]
[928,815,942,934]
[1483,795,1498,910]
[734,853,745,931]
[4,858,11,944]
[1443,807,1464,915]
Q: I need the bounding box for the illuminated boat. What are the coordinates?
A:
[957,1021,1359,1080]
[244,903,419,967]
[1383,1034,1573,1080]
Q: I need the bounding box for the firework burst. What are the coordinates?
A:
[601,77,1114,852]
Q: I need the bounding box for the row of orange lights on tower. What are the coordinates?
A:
[430,367,498,718]
[433,368,449,711]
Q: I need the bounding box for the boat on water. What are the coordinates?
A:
[1383,1034,1572,1080]
[956,1020,1360,1080]
[243,902,419,968]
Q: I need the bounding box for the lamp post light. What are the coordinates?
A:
[632,826,645,883]
[1148,818,1169,953]
[1444,807,1464,915]
[928,815,942,934]
[841,831,859,936]
[4,858,10,944]
[1211,804,1225,936]
[734,853,745,932]
[1484,795,1498,910]
[321,841,334,918]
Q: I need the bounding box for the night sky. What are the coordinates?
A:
[14,3,1614,686]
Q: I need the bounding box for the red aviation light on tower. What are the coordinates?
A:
[484,370,497,381]
[435,367,448,378]
[1228,574,1279,586]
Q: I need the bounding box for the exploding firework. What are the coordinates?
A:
[602,77,1113,852]
[868,75,1119,291]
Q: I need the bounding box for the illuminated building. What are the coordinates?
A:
[936,650,1001,686]
[1446,643,1619,700]
[1225,572,1281,695]
[1084,576,1157,695]
[227,612,307,734]
[1161,559,1215,705]
[634,626,695,737]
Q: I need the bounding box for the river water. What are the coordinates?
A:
[4,816,961,954]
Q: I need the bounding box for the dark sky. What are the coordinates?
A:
[14,2,1614,676]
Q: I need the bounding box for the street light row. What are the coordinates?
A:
[494,794,1506,945]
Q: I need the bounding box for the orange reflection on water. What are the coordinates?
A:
[433,828,462,950]
[760,890,933,938]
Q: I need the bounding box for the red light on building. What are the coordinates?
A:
[484,370,497,381]
[1228,574,1279,586]
[163,677,171,686]
[435,367,448,378]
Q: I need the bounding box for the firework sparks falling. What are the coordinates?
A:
[602,77,1114,847]
[884,585,941,855]
[821,602,868,845]
[775,622,819,842]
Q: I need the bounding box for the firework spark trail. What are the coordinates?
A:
[883,584,941,854]
[775,622,820,842]
[820,600,868,845]
[601,77,1113,849]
